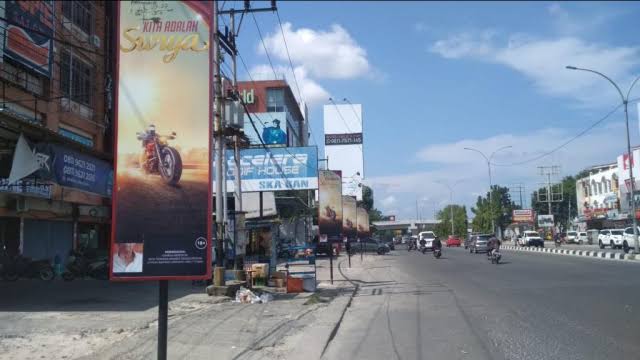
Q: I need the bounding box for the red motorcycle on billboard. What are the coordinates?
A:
[137,125,182,185]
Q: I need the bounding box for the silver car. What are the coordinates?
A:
[470,234,492,253]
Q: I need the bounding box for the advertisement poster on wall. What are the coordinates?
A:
[111,1,211,280]
[356,207,370,238]
[319,170,343,239]
[244,112,288,146]
[218,146,318,192]
[2,1,54,77]
[342,195,357,239]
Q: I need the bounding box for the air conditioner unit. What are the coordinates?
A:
[91,35,101,48]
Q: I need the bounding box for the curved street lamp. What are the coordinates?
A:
[566,66,640,254]
[464,145,513,234]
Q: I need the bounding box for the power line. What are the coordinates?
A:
[252,12,278,80]
[275,9,302,104]
[492,102,627,167]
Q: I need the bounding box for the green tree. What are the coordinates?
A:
[435,205,468,238]
[531,176,577,230]
[357,185,384,222]
[471,185,517,234]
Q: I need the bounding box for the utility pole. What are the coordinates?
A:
[230,9,243,270]
[509,183,526,208]
[212,0,225,285]
[537,166,563,233]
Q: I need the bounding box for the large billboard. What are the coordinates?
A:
[323,104,364,200]
[219,146,318,192]
[537,215,554,228]
[3,1,54,77]
[356,207,370,238]
[112,1,211,280]
[342,195,357,238]
[244,112,288,146]
[319,170,343,238]
[512,209,534,223]
[617,149,640,215]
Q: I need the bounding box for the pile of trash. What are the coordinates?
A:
[233,287,274,304]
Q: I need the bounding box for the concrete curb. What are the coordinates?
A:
[501,245,640,263]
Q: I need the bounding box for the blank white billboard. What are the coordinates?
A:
[323,104,364,200]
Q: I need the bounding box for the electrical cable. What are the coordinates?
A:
[251,12,278,80]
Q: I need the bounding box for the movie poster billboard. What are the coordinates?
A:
[356,207,370,238]
[111,1,211,280]
[342,195,357,238]
[3,1,54,77]
[319,170,343,239]
[244,112,288,146]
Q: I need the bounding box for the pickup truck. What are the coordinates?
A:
[520,231,544,247]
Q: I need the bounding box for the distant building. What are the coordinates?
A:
[575,163,621,229]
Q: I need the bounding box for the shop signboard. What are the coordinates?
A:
[513,209,534,223]
[319,170,343,239]
[537,214,554,228]
[342,195,357,238]
[0,178,51,198]
[218,146,319,192]
[3,1,54,77]
[356,207,370,238]
[111,1,212,280]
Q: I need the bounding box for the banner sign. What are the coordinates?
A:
[325,133,363,145]
[0,178,51,198]
[244,112,288,146]
[356,207,370,238]
[342,195,357,238]
[112,1,212,280]
[242,192,277,219]
[219,146,318,192]
[319,170,343,238]
[512,209,534,223]
[3,1,54,77]
[34,144,113,198]
[537,214,554,228]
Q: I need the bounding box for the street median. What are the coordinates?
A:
[500,245,640,263]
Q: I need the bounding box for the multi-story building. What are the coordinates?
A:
[575,163,621,227]
[0,1,115,262]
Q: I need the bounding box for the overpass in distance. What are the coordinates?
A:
[372,219,440,234]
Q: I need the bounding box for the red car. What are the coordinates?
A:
[446,236,461,247]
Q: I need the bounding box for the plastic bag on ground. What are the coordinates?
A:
[259,293,274,303]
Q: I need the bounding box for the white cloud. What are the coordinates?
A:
[249,64,330,105]
[380,195,397,208]
[429,32,640,107]
[261,22,371,80]
[368,122,629,219]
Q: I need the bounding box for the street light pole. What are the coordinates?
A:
[437,180,464,236]
[566,66,640,254]
[464,146,512,236]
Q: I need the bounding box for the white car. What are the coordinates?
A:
[598,229,624,249]
[519,231,544,247]
[566,231,588,244]
[417,231,436,251]
[622,227,640,252]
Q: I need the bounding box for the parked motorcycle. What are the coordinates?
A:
[2,255,54,281]
[433,248,442,259]
[62,249,108,281]
[137,125,182,185]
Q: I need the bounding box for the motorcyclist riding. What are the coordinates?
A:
[487,236,501,257]
[432,237,442,251]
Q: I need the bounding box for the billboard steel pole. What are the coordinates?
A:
[213,0,225,281]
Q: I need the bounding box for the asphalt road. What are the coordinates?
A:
[323,245,640,360]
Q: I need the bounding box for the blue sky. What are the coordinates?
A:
[231,1,640,220]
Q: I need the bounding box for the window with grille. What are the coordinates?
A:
[60,50,94,107]
[62,1,93,35]
[0,61,44,96]
[266,88,285,112]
